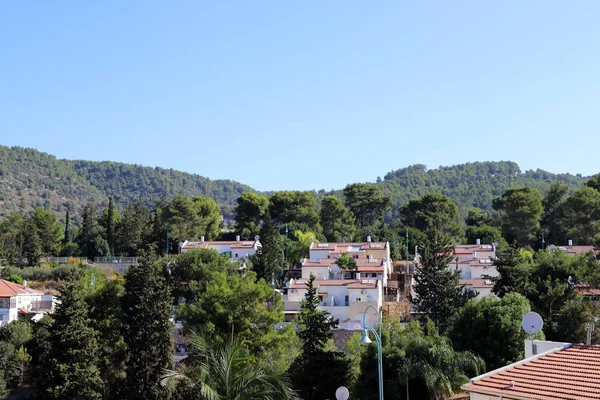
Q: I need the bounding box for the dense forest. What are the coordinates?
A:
[0,146,589,221]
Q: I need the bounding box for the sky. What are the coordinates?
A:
[1,1,600,191]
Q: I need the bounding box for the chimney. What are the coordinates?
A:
[476,238,481,245]
[356,273,361,279]
[473,252,477,259]
[236,235,240,242]
[201,236,205,242]
[22,280,27,288]
[367,236,372,243]
[568,239,573,246]
[368,254,373,260]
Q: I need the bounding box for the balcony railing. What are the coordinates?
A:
[0,298,16,309]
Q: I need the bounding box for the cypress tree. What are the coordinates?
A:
[121,251,173,400]
[251,213,283,282]
[289,274,350,399]
[411,228,476,332]
[63,210,70,253]
[107,197,115,256]
[40,281,103,399]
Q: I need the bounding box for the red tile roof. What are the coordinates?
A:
[0,280,42,297]
[289,279,378,290]
[181,240,258,250]
[459,278,494,289]
[463,344,600,400]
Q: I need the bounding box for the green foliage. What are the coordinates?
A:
[121,253,173,400]
[177,270,296,374]
[492,187,544,246]
[0,320,33,396]
[343,183,391,229]
[492,242,531,298]
[289,275,350,399]
[541,182,569,244]
[465,225,502,245]
[161,195,221,242]
[39,281,103,399]
[285,229,319,267]
[555,186,600,244]
[77,203,109,259]
[116,200,152,256]
[250,214,284,282]
[548,297,596,343]
[354,320,485,400]
[401,193,464,240]
[268,191,320,230]
[465,208,492,227]
[585,173,600,192]
[320,196,357,242]
[5,274,23,285]
[450,293,538,370]
[412,229,476,332]
[234,192,269,239]
[162,331,298,400]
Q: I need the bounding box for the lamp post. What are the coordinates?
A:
[360,305,383,400]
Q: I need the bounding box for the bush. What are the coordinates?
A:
[51,264,84,281]
[6,274,23,285]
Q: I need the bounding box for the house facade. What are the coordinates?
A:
[180,236,261,260]
[0,280,55,327]
[283,239,389,329]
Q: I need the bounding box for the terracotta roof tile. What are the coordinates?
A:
[0,280,43,297]
[463,345,600,399]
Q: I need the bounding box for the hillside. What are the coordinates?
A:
[0,146,254,219]
[0,146,589,220]
[378,162,586,218]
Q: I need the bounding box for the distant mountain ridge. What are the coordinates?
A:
[0,146,589,220]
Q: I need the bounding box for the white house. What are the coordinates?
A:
[0,280,55,327]
[285,278,382,330]
[180,236,261,260]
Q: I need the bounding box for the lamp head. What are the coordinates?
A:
[360,329,372,345]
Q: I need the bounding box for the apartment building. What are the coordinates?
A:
[180,236,261,260]
[0,280,55,327]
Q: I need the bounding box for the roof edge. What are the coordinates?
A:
[466,342,572,384]
[460,386,542,400]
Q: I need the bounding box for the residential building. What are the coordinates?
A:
[180,236,261,260]
[459,278,495,298]
[462,343,600,399]
[449,243,498,280]
[0,280,55,327]
[283,238,389,329]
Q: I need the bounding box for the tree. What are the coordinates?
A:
[401,194,464,240]
[0,213,25,267]
[121,252,173,400]
[335,252,357,279]
[177,270,296,374]
[63,209,71,255]
[541,182,569,245]
[106,197,116,255]
[117,201,152,256]
[450,293,536,370]
[354,320,484,400]
[21,215,43,266]
[234,192,269,239]
[31,208,61,256]
[343,183,391,229]
[556,186,600,244]
[492,187,543,246]
[492,242,531,298]
[77,203,110,259]
[39,281,103,399]
[0,320,33,396]
[162,332,298,400]
[411,229,475,332]
[285,229,319,267]
[289,275,350,399]
[465,225,501,245]
[251,214,283,282]
[162,195,221,242]
[465,208,491,227]
[268,191,320,230]
[585,173,600,193]
[548,297,596,343]
[320,196,357,242]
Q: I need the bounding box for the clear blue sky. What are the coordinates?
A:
[1,1,599,191]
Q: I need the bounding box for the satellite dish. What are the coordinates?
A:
[522,312,543,335]
[335,386,350,400]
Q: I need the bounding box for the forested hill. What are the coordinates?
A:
[378,162,587,217]
[0,146,588,220]
[0,146,254,218]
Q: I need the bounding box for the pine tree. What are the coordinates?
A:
[251,213,283,282]
[40,281,103,399]
[411,228,476,332]
[107,197,115,256]
[121,251,173,400]
[289,274,350,399]
[21,216,42,266]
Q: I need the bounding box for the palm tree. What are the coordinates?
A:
[336,252,358,279]
[162,331,298,400]
[398,333,485,400]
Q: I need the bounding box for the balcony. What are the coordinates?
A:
[0,298,16,309]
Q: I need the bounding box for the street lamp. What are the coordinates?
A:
[360,305,383,400]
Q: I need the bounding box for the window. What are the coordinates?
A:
[353,255,359,259]
[344,272,352,279]
[234,253,238,258]
[355,297,362,302]
[327,255,331,259]
[371,273,377,278]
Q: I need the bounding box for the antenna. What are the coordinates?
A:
[522,312,543,356]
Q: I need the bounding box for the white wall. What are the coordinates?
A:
[301,267,329,280]
[468,393,499,400]
[524,340,570,358]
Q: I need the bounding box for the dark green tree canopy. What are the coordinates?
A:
[343,183,391,229]
[234,192,269,239]
[400,193,463,240]
[320,196,357,242]
[492,187,543,246]
[268,191,320,230]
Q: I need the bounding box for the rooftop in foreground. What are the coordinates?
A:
[462,344,600,400]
